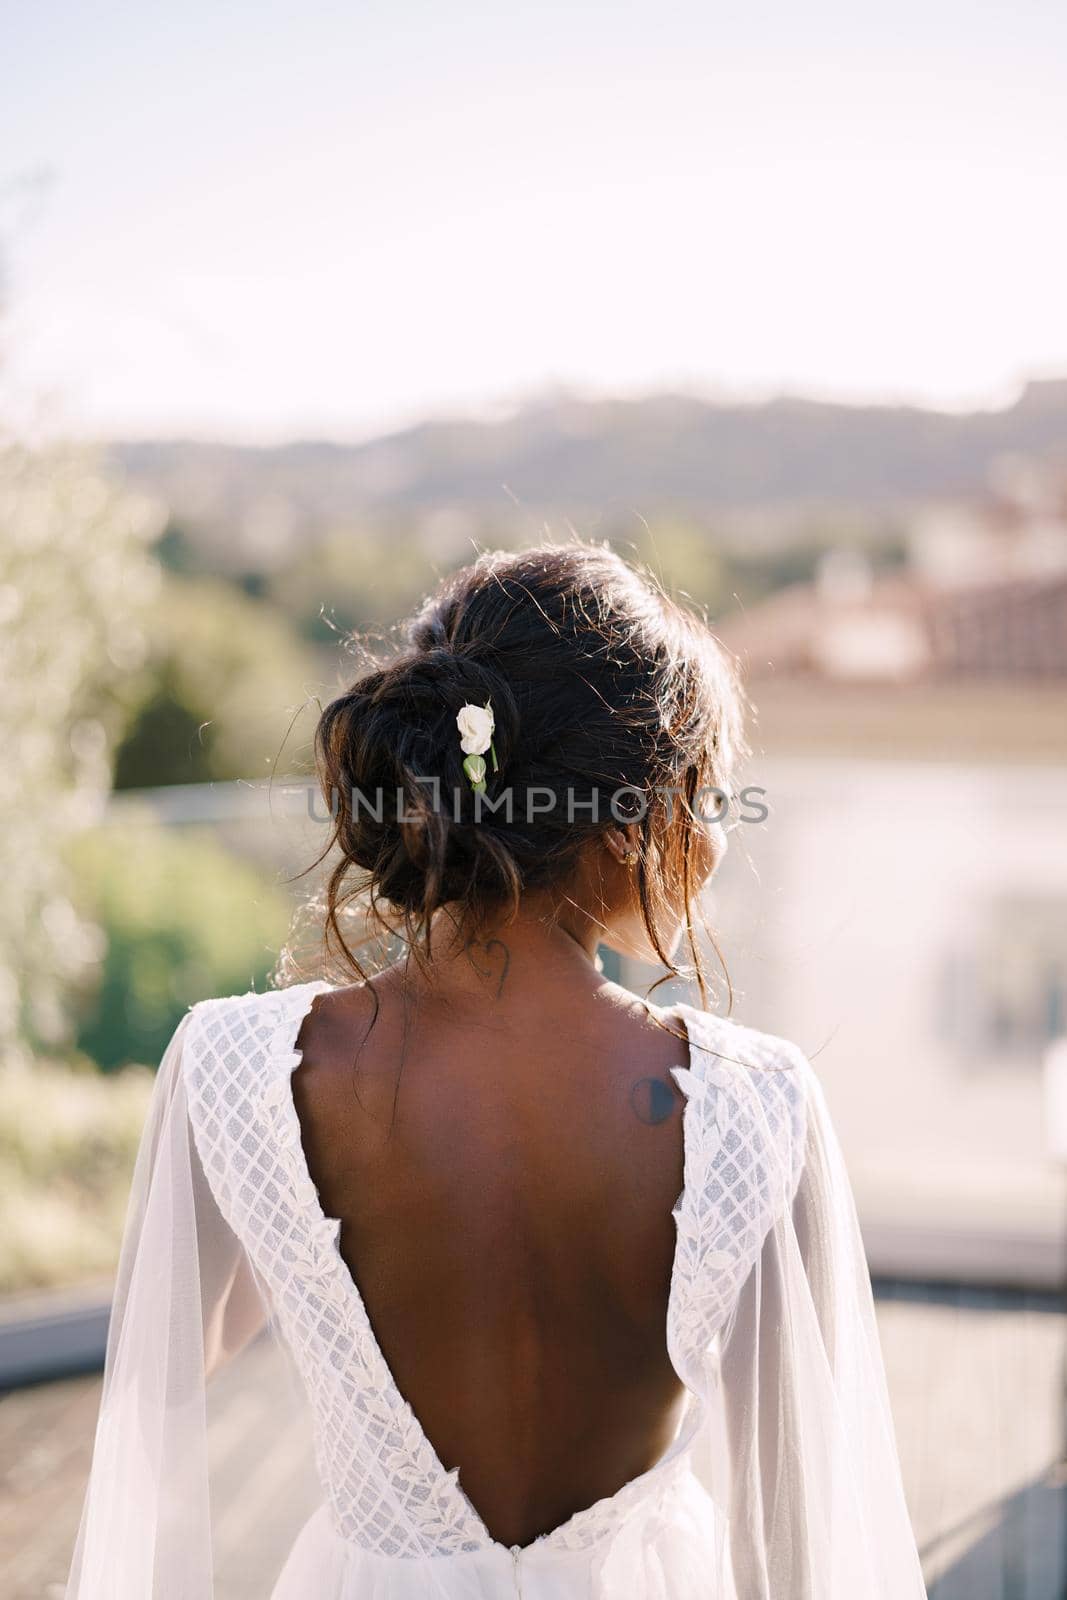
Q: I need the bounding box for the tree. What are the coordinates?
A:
[0,439,162,1057]
[111,573,323,786]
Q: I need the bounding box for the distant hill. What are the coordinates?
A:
[110,379,1067,566]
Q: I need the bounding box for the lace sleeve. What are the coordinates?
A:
[715,1048,927,1599]
[64,1007,272,1598]
[191,1082,270,1379]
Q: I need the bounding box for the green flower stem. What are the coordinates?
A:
[463,753,487,794]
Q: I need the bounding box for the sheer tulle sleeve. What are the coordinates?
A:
[706,1046,927,1599]
[64,1008,271,1599]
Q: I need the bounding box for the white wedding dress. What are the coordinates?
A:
[65,981,927,1598]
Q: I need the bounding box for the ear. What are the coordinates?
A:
[602,823,640,867]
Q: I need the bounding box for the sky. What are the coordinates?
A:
[3,1,1066,442]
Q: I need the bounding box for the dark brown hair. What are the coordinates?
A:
[309,542,745,1004]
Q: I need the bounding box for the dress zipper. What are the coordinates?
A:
[509,1543,523,1597]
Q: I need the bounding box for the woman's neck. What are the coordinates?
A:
[400,895,606,1010]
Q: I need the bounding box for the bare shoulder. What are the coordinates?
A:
[287,976,408,1138]
[593,986,807,1091]
[296,978,379,1052]
[579,981,692,1118]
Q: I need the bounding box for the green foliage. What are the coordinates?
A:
[155,517,206,576]
[114,661,219,788]
[610,519,729,614]
[269,526,440,644]
[270,518,736,650]
[112,573,321,786]
[67,820,292,1070]
[0,1055,154,1291]
[0,439,162,1058]
[728,522,911,608]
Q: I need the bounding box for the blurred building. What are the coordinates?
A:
[719,464,1067,688]
[657,469,1067,1287]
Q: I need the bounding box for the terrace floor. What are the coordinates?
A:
[2,1283,1065,1599]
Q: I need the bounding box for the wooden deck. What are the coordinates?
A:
[3,1285,1065,1598]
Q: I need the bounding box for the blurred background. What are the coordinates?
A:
[2,2,1066,1595]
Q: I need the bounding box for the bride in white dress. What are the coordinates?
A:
[66,544,927,1598]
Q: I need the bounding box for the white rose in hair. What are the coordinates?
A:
[456,702,495,755]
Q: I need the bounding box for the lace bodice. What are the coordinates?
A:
[182,981,808,1561]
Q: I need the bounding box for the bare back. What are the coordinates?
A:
[291,967,691,1550]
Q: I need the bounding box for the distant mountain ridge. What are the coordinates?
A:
[110,380,1067,557]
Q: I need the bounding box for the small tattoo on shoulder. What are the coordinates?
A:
[630,1077,677,1125]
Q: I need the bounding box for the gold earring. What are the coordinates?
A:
[621,848,638,865]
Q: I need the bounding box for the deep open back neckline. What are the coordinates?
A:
[274,978,708,1558]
